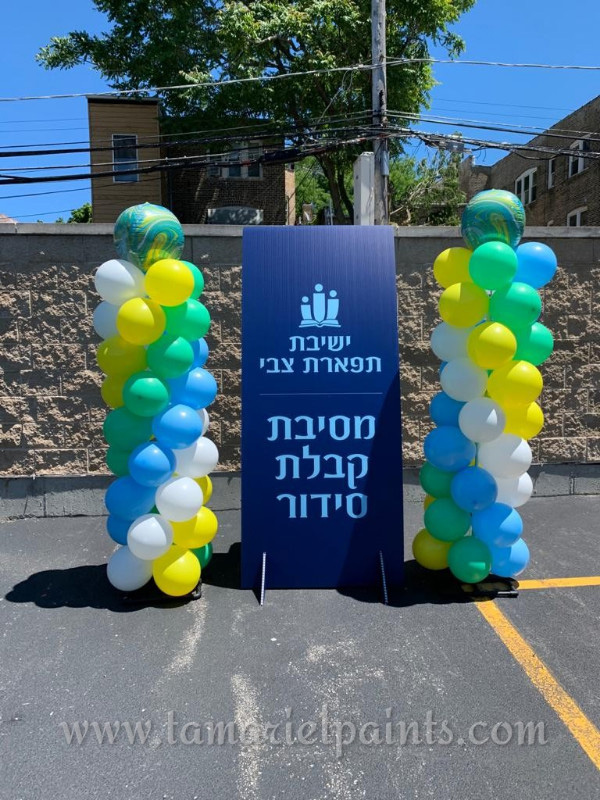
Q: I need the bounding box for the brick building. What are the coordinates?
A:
[460,94,600,227]
[87,97,294,225]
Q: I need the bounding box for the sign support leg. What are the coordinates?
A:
[260,552,267,606]
[379,550,389,605]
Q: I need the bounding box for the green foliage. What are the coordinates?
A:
[389,149,466,226]
[38,0,475,221]
[56,202,93,224]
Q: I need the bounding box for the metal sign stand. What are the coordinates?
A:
[379,550,389,605]
[259,552,267,607]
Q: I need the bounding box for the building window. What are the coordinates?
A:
[515,168,537,205]
[227,150,242,178]
[210,143,263,179]
[548,158,556,189]
[112,134,139,183]
[567,207,588,227]
[569,138,590,177]
[247,145,263,178]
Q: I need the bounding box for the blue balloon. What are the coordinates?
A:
[152,403,203,449]
[451,466,497,512]
[439,361,448,376]
[105,476,155,520]
[423,426,476,473]
[472,503,523,547]
[168,367,218,410]
[128,442,176,487]
[514,242,557,289]
[490,537,530,578]
[191,338,209,367]
[430,392,465,427]
[106,515,130,545]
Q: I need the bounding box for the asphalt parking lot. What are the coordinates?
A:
[1,487,599,800]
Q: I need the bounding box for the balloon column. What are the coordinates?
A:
[94,203,219,597]
[413,189,557,584]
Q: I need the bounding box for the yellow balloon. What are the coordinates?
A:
[504,401,544,439]
[438,282,489,328]
[433,248,473,288]
[101,375,126,408]
[195,475,213,504]
[467,322,517,369]
[487,360,543,407]
[117,297,166,345]
[144,259,194,307]
[412,528,452,571]
[152,546,201,597]
[96,336,147,376]
[423,494,435,510]
[172,506,218,549]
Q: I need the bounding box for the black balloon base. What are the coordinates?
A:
[461,575,519,599]
[121,580,203,606]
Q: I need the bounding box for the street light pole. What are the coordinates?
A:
[372,0,389,225]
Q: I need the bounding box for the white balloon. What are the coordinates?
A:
[430,322,472,362]
[94,258,145,305]
[107,546,153,592]
[459,397,506,443]
[495,473,533,508]
[155,476,204,522]
[440,357,487,402]
[93,300,119,339]
[478,434,532,479]
[197,408,210,435]
[175,437,219,478]
[127,514,173,561]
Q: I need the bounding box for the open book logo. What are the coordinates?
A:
[300,284,341,328]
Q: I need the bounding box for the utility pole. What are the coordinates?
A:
[372,0,389,224]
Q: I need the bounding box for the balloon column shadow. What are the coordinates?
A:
[337,560,473,607]
[5,564,194,613]
[200,543,241,591]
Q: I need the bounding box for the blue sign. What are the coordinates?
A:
[241,227,403,589]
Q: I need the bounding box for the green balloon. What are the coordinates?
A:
[106,446,131,477]
[103,407,153,450]
[147,335,194,379]
[122,371,170,417]
[448,537,491,584]
[182,261,205,299]
[419,462,454,498]
[424,498,471,542]
[514,322,554,366]
[469,241,518,291]
[165,299,211,341]
[489,282,542,331]
[191,542,213,569]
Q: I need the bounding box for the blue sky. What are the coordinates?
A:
[1,0,599,222]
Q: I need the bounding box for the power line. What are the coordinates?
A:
[3,56,600,105]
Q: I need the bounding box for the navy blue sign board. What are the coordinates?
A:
[241,226,403,590]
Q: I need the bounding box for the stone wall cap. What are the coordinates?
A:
[1,223,599,239]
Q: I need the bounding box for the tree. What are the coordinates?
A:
[389,149,465,226]
[55,202,93,224]
[38,0,475,222]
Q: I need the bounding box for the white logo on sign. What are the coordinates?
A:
[300,284,340,328]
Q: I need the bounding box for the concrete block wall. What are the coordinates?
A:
[0,223,598,480]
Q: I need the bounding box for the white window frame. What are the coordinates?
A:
[112,133,139,183]
[547,158,556,189]
[567,206,588,227]
[515,168,537,206]
[568,138,590,178]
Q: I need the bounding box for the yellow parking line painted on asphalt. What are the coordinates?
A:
[475,600,600,772]
[518,577,600,590]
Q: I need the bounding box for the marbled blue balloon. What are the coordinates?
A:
[461,190,525,250]
[114,203,184,271]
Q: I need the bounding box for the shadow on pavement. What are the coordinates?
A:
[5,550,472,611]
[337,561,472,607]
[4,564,195,613]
